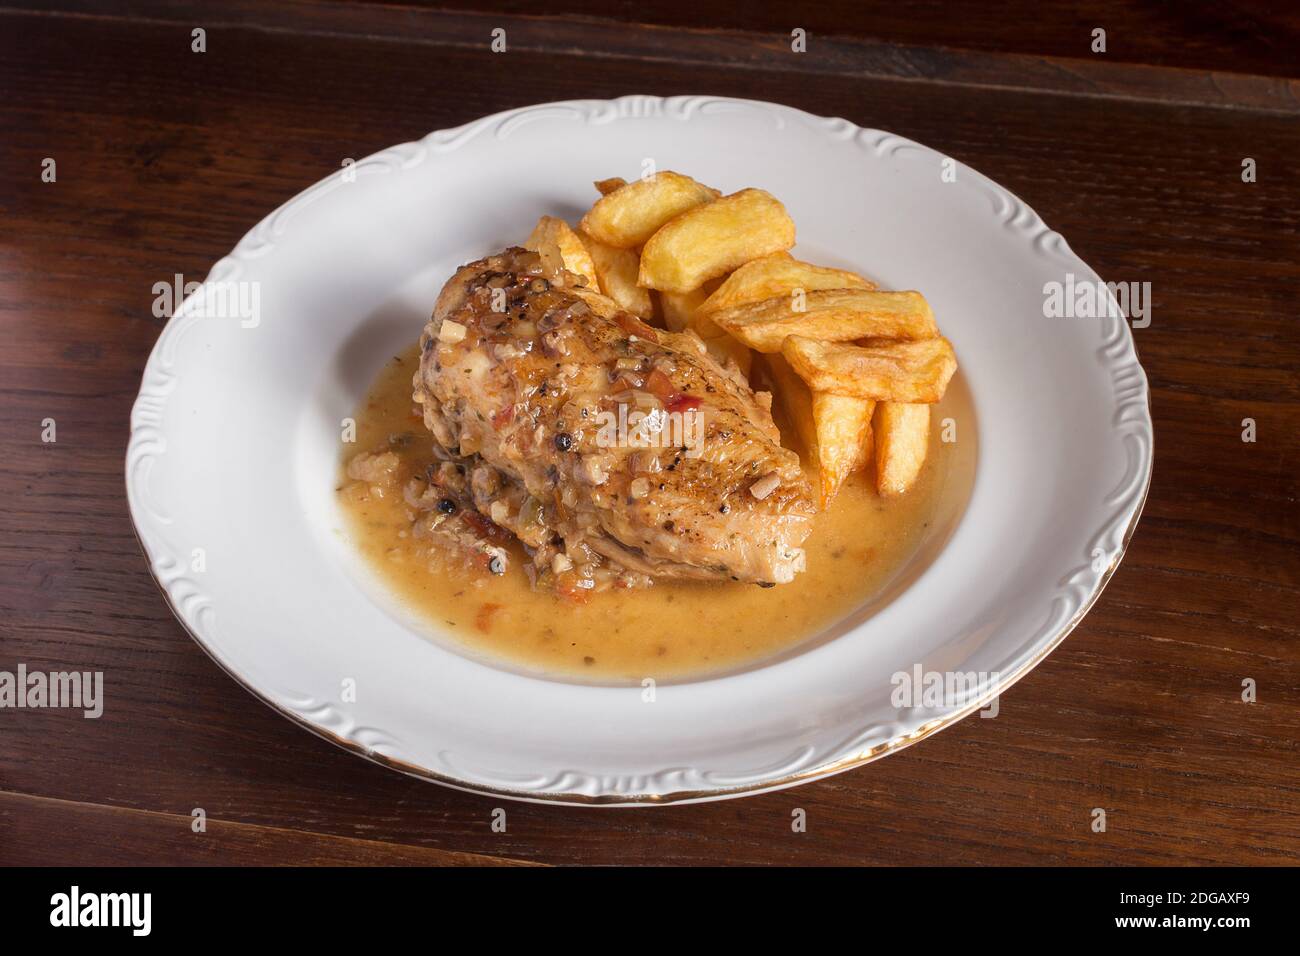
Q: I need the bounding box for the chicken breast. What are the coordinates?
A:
[413,247,814,594]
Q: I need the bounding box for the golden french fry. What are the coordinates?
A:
[659,286,712,333]
[524,216,598,287]
[691,309,727,339]
[708,290,938,353]
[874,403,929,496]
[594,176,627,196]
[698,254,874,314]
[764,354,817,466]
[661,283,751,376]
[782,335,957,403]
[766,356,871,505]
[579,171,720,248]
[812,392,874,506]
[577,228,653,318]
[658,277,725,333]
[637,189,796,293]
[701,330,752,380]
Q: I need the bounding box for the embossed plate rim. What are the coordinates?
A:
[125,94,1153,805]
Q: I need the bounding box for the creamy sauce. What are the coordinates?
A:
[338,345,946,683]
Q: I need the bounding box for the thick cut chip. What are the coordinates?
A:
[660,282,749,376]
[659,286,713,333]
[577,228,653,318]
[594,177,627,196]
[700,329,752,380]
[708,290,938,353]
[579,171,720,248]
[524,216,598,287]
[764,354,817,465]
[782,335,957,403]
[767,356,871,506]
[811,392,874,506]
[658,278,725,332]
[874,403,929,496]
[699,254,875,314]
[637,189,796,293]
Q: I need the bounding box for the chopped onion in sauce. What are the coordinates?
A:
[438,319,467,343]
[749,471,781,500]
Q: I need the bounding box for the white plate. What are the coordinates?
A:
[126,95,1152,805]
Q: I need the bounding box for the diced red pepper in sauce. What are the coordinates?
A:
[644,367,702,415]
[554,571,593,605]
[463,510,512,544]
[643,368,675,400]
[615,312,659,343]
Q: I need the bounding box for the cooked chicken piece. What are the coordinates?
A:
[413,247,814,592]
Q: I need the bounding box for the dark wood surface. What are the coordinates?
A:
[1,0,1297,866]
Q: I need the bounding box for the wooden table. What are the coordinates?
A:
[2,0,1297,866]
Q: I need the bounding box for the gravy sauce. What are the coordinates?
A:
[338,346,946,682]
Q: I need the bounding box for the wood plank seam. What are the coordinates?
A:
[2,1,1297,115]
[0,790,543,866]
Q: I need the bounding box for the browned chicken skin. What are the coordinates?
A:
[413,248,814,595]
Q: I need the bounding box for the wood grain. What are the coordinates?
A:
[18,0,1300,112]
[0,792,539,865]
[346,0,1300,78]
[0,1,1296,866]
